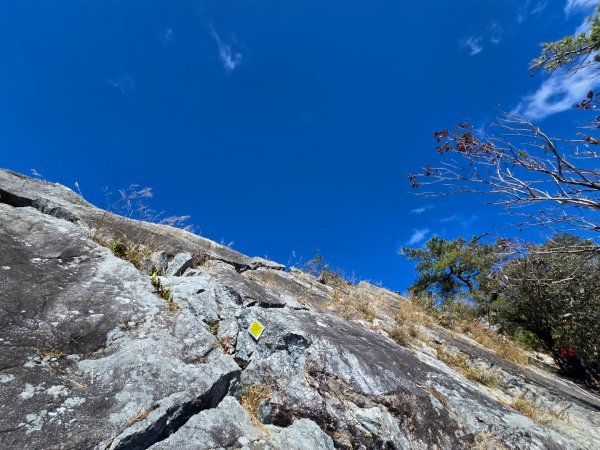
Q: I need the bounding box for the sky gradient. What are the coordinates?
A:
[1,0,597,291]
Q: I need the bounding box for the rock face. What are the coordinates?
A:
[1,168,600,450]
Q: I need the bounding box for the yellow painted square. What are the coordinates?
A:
[248,320,265,340]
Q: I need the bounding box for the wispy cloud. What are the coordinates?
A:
[460,36,483,56]
[441,215,457,223]
[513,13,600,120]
[410,205,434,215]
[565,0,598,15]
[460,23,504,55]
[107,74,135,96]
[440,214,479,228]
[488,22,503,45]
[513,65,600,119]
[531,1,548,15]
[406,228,430,246]
[161,27,173,46]
[210,25,242,72]
[517,1,549,24]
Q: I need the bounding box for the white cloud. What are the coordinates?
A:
[517,1,549,23]
[460,36,483,56]
[513,14,600,120]
[565,0,598,15]
[410,205,434,215]
[513,63,600,120]
[406,228,430,246]
[460,23,503,55]
[441,215,458,223]
[488,22,503,45]
[107,74,135,96]
[210,25,242,72]
[531,1,548,15]
[440,214,479,228]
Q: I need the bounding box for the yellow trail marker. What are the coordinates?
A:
[248,320,265,340]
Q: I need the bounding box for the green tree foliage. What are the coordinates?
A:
[402,234,600,382]
[532,5,600,72]
[400,236,502,319]
[499,235,600,381]
[401,236,499,299]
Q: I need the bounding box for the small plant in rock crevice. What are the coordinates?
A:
[122,318,133,332]
[101,239,153,269]
[240,384,271,422]
[388,326,410,347]
[426,386,450,410]
[126,404,159,427]
[150,272,179,312]
[204,319,220,336]
[220,336,235,355]
[509,395,553,426]
[40,349,66,359]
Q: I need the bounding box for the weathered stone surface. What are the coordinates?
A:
[202,260,285,307]
[165,252,193,276]
[148,396,261,449]
[246,418,336,450]
[0,169,257,270]
[0,203,241,450]
[248,257,286,272]
[1,168,600,450]
[139,251,169,275]
[242,267,332,309]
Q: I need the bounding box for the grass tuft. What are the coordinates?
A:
[40,349,66,359]
[436,348,499,387]
[458,321,529,366]
[240,385,271,425]
[510,395,545,422]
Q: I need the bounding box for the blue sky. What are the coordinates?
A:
[1,0,598,291]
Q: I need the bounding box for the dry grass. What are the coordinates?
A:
[384,299,431,347]
[355,299,376,322]
[458,321,529,366]
[40,349,66,359]
[396,296,529,369]
[510,395,547,422]
[328,287,377,322]
[125,404,158,427]
[474,433,510,450]
[126,409,150,426]
[506,395,576,431]
[395,298,436,328]
[436,349,499,387]
[426,386,449,409]
[301,254,382,322]
[388,326,410,346]
[388,322,423,347]
[85,207,167,273]
[122,319,132,331]
[104,239,153,268]
[240,385,271,425]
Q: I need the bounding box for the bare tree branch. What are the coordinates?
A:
[409,111,600,238]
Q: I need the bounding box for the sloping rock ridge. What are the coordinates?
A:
[1,168,599,449]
